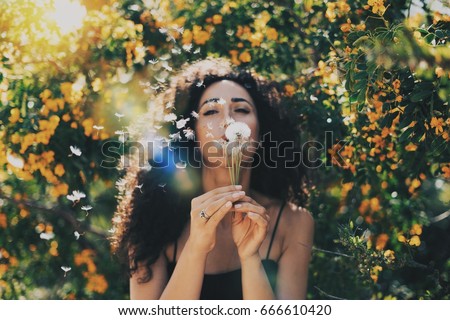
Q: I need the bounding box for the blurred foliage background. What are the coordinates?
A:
[0,0,449,299]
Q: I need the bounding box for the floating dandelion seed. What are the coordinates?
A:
[148,58,159,65]
[159,27,168,34]
[206,132,214,138]
[169,132,181,141]
[173,26,184,34]
[193,47,201,54]
[108,227,117,234]
[176,162,187,169]
[159,54,170,61]
[191,111,199,119]
[150,84,160,91]
[61,266,71,277]
[136,184,144,193]
[226,30,234,36]
[69,145,82,157]
[93,125,104,137]
[183,43,193,52]
[183,128,195,140]
[81,205,93,216]
[171,47,182,55]
[218,98,226,105]
[164,113,177,122]
[154,125,163,130]
[115,113,124,121]
[207,122,213,130]
[176,117,190,129]
[163,64,173,71]
[40,232,55,240]
[74,231,81,240]
[196,80,204,87]
[310,95,318,102]
[165,101,173,109]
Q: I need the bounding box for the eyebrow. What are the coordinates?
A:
[199,97,255,109]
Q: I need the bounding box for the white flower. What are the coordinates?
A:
[69,146,82,157]
[81,205,92,211]
[67,190,86,204]
[148,58,158,65]
[7,153,24,169]
[114,112,124,119]
[73,191,86,199]
[225,122,251,142]
[193,47,201,54]
[40,232,55,240]
[74,231,81,240]
[176,117,190,129]
[164,113,177,122]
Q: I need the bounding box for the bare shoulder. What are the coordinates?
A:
[279,201,314,245]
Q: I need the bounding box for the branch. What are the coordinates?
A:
[314,286,346,300]
[0,191,108,238]
[313,246,354,259]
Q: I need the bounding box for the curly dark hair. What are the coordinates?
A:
[110,57,310,283]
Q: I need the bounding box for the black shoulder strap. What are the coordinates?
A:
[172,240,177,263]
[266,200,286,260]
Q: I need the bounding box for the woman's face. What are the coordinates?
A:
[195,80,260,167]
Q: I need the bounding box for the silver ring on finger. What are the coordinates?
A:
[199,209,210,221]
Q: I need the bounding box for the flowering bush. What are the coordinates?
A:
[0,0,448,299]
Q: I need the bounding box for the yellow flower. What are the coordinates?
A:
[82,118,94,136]
[405,143,418,151]
[249,32,264,47]
[39,89,52,102]
[409,235,421,247]
[54,164,65,177]
[384,250,395,263]
[435,67,445,78]
[212,14,222,25]
[367,0,386,15]
[229,50,241,65]
[8,108,20,124]
[86,274,108,294]
[442,166,450,179]
[182,29,193,45]
[192,25,210,45]
[266,27,278,40]
[284,84,296,97]
[410,224,422,236]
[92,78,103,92]
[0,213,7,229]
[430,117,444,135]
[10,133,21,144]
[376,233,389,250]
[239,51,251,63]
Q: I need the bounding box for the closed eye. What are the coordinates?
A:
[203,109,218,116]
[235,108,250,114]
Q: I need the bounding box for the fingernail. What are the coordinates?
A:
[234,204,242,208]
[248,212,257,217]
[232,192,241,198]
[235,185,242,190]
[226,201,232,207]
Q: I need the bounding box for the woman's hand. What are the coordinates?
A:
[231,196,270,261]
[188,185,246,255]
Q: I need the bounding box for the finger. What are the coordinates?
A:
[207,200,233,227]
[193,185,242,206]
[247,212,269,229]
[202,191,246,219]
[199,190,246,209]
[233,202,266,215]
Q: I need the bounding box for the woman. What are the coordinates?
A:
[110,57,314,300]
